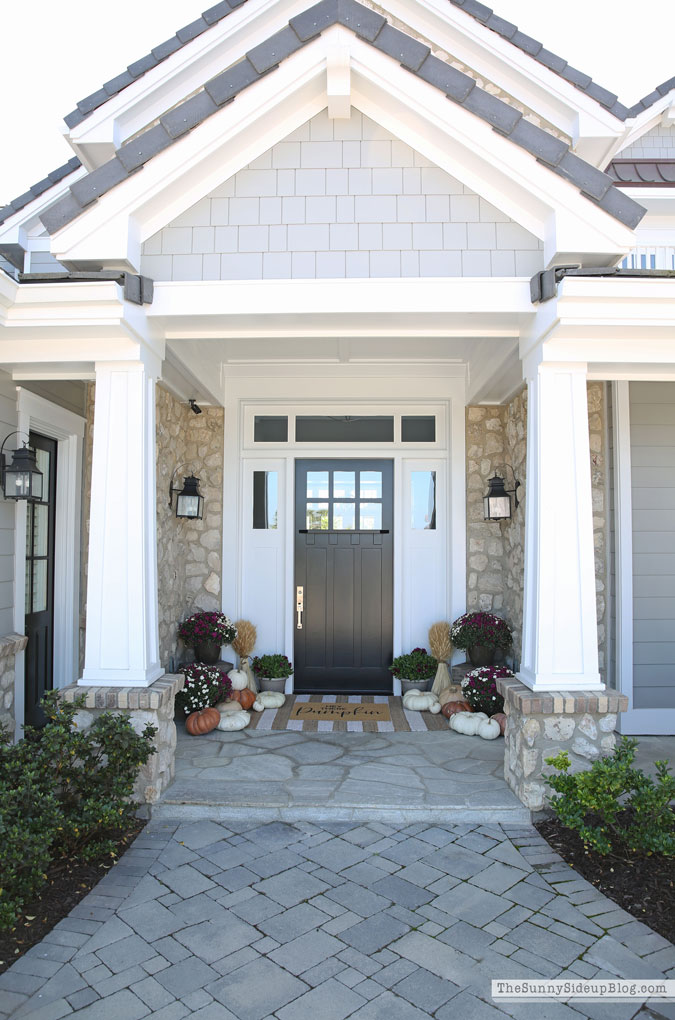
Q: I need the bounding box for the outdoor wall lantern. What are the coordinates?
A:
[0,432,43,501]
[169,468,204,520]
[483,471,521,521]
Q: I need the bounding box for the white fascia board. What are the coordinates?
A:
[384,0,623,150]
[0,270,19,320]
[51,29,637,271]
[66,0,315,164]
[148,277,533,339]
[0,280,164,364]
[0,166,87,249]
[522,276,675,366]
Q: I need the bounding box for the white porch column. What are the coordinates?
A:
[81,356,163,687]
[518,361,602,691]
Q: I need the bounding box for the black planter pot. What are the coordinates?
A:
[194,640,221,664]
[467,644,496,667]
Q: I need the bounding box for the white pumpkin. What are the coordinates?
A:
[402,690,441,714]
[227,669,248,691]
[219,700,242,714]
[477,717,501,740]
[449,711,488,735]
[252,690,286,711]
[217,710,251,731]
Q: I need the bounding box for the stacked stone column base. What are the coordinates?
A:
[497,677,628,812]
[61,674,184,807]
[0,633,28,736]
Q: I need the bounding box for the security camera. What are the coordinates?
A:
[189,399,202,415]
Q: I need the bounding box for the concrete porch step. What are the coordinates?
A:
[152,729,531,825]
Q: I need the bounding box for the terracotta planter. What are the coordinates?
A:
[400,678,433,694]
[467,644,496,667]
[260,676,288,693]
[194,640,221,664]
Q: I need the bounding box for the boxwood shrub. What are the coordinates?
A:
[0,691,156,929]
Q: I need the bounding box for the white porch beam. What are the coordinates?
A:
[81,355,163,687]
[518,359,602,692]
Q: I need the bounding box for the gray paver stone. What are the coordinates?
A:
[348,988,435,1019]
[433,882,506,926]
[393,967,460,1011]
[156,957,219,996]
[173,915,258,963]
[338,913,410,955]
[276,976,366,1020]
[208,956,308,1020]
[259,902,329,942]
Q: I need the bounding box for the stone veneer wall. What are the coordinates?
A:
[0,634,28,736]
[156,387,224,668]
[466,382,608,675]
[79,384,225,673]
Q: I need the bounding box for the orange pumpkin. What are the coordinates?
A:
[441,700,472,718]
[230,688,256,711]
[185,707,220,735]
[492,712,507,735]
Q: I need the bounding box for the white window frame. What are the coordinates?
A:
[13,389,85,737]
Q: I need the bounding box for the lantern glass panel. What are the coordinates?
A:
[176,493,202,519]
[484,493,511,520]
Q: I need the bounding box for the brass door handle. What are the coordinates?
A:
[296,586,304,629]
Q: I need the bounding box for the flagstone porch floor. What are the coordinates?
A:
[154,729,532,825]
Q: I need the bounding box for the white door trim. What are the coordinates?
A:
[14,389,85,737]
[613,380,675,734]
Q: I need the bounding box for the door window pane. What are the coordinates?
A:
[333,503,355,530]
[32,560,47,613]
[32,504,48,556]
[306,472,329,499]
[360,503,382,530]
[254,416,288,442]
[253,471,278,529]
[333,471,355,498]
[296,416,394,442]
[402,416,436,442]
[411,471,436,529]
[360,471,382,499]
[306,503,329,529]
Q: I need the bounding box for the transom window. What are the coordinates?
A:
[252,413,438,444]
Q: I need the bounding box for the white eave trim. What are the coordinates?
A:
[49,29,637,271]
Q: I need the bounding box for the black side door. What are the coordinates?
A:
[294,459,393,693]
[24,433,57,727]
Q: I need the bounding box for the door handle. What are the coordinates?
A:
[296,586,304,629]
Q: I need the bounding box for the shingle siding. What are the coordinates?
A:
[141,110,543,280]
[617,125,675,160]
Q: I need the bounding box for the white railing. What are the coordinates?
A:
[620,246,675,270]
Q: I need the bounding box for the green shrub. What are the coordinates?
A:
[545,737,675,857]
[0,691,156,929]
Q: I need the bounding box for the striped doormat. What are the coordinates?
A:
[247,694,448,732]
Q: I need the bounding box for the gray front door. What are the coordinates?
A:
[294,459,393,693]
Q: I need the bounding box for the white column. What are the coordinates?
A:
[81,357,163,687]
[518,361,602,691]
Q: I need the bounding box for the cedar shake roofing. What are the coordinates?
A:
[607,159,675,187]
[37,0,645,235]
[62,0,675,128]
[0,158,81,228]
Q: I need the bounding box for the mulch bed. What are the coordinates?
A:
[536,816,675,944]
[0,820,145,975]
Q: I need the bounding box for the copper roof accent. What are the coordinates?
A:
[607,160,675,187]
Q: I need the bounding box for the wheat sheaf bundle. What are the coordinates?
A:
[232,619,258,693]
[429,621,453,696]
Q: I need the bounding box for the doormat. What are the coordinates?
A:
[247,695,448,732]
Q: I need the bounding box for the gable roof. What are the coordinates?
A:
[63,0,675,131]
[0,158,81,228]
[39,0,644,238]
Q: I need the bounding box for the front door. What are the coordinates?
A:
[24,433,57,727]
[294,459,393,693]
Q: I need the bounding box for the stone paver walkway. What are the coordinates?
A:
[2,818,674,1020]
[157,729,529,823]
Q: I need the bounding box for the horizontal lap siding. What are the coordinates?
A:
[630,381,675,709]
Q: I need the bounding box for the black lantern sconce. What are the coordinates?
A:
[483,469,521,522]
[1,432,44,501]
[169,467,204,520]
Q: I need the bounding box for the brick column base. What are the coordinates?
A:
[496,677,628,812]
[61,674,184,808]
